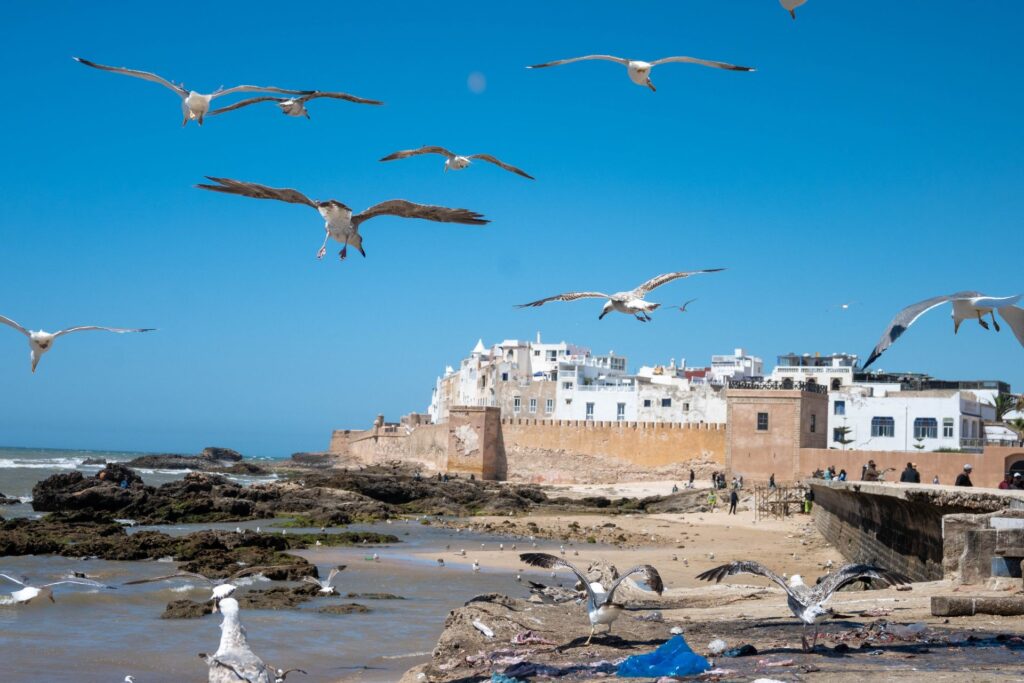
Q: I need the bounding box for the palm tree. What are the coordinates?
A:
[988,394,1019,421]
[1009,417,1024,442]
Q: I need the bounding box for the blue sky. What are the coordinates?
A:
[0,1,1021,456]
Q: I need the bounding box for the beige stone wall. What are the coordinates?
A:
[726,389,827,481]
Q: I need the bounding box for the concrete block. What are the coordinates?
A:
[995,529,1024,553]
[931,595,1024,617]
[959,529,997,584]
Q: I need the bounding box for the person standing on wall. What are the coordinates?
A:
[803,487,815,514]
[955,464,973,487]
[863,460,880,482]
[900,462,920,484]
[728,488,739,515]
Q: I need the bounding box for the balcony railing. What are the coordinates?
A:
[728,379,830,395]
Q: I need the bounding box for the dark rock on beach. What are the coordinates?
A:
[0,492,20,505]
[124,446,262,474]
[318,603,371,615]
[81,457,108,465]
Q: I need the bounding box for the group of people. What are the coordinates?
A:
[813,466,848,482]
[706,486,741,515]
[710,471,741,490]
[998,472,1024,489]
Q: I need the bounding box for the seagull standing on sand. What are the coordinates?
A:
[196,177,489,261]
[302,566,344,595]
[380,146,534,179]
[520,553,664,644]
[696,561,911,650]
[200,598,273,683]
[862,292,1024,369]
[0,573,113,603]
[527,54,753,91]
[0,314,154,373]
[472,561,481,572]
[518,270,723,322]
[209,91,383,119]
[124,567,283,605]
[780,0,808,19]
[73,57,313,127]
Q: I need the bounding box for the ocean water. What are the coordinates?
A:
[0,448,559,682]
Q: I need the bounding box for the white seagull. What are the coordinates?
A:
[519,553,663,644]
[0,573,113,603]
[380,146,534,179]
[301,566,344,595]
[209,91,384,119]
[0,315,154,373]
[517,269,724,322]
[196,177,489,261]
[780,0,809,19]
[73,57,313,127]
[199,598,273,683]
[273,668,308,683]
[862,292,1024,369]
[527,54,753,91]
[697,561,911,650]
[124,566,284,605]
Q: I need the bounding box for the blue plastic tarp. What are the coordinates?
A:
[616,635,711,678]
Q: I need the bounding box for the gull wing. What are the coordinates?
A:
[123,572,212,586]
[997,305,1024,347]
[226,565,291,581]
[0,315,30,337]
[196,177,318,208]
[696,560,791,593]
[325,566,344,584]
[300,576,324,588]
[380,146,457,162]
[527,55,629,69]
[210,85,313,99]
[39,579,113,590]
[208,96,284,116]
[53,326,154,339]
[632,269,725,296]
[969,294,1023,309]
[352,200,488,228]
[649,56,755,72]
[0,573,27,587]
[519,553,598,606]
[861,291,982,369]
[300,91,383,106]
[604,565,664,605]
[516,292,611,308]
[277,669,308,679]
[811,564,911,601]
[467,154,535,180]
[73,57,189,97]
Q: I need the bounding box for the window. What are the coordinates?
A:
[834,400,846,416]
[546,350,557,361]
[562,382,573,390]
[501,372,509,381]
[585,402,595,420]
[529,398,537,414]
[831,378,842,391]
[757,412,769,431]
[616,403,626,421]
[871,416,895,437]
[833,427,845,443]
[914,417,938,439]
[643,399,652,408]
[943,418,954,438]
[545,399,554,414]
[533,350,540,356]
[810,413,817,433]
[513,396,521,414]
[661,398,672,408]
[683,402,690,411]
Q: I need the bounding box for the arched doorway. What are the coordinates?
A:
[782,378,794,389]
[1007,456,1024,474]
[831,378,842,391]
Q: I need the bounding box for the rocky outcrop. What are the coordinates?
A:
[124,446,261,474]
[0,492,20,505]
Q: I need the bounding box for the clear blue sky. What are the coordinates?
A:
[1,1,1021,456]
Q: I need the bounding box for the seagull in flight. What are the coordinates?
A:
[780,0,809,19]
[517,269,723,322]
[520,553,663,644]
[273,668,308,682]
[862,292,1024,369]
[676,298,698,313]
[0,573,114,603]
[0,314,154,372]
[196,177,489,261]
[696,561,911,650]
[527,54,753,91]
[209,91,384,119]
[73,57,312,127]
[124,566,284,605]
[380,146,534,180]
[302,566,344,595]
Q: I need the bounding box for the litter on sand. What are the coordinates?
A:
[617,635,711,678]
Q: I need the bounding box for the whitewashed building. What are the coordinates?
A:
[710,348,764,384]
[770,352,859,390]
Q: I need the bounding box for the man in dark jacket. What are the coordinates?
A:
[728,489,739,515]
[955,464,973,487]
[899,462,920,483]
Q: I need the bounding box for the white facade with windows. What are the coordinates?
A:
[770,352,859,390]
[709,348,764,384]
[827,387,994,453]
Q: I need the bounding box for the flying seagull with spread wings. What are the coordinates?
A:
[73,57,312,126]
[697,561,911,650]
[209,91,383,119]
[302,566,345,595]
[520,553,663,644]
[0,314,154,373]
[196,177,489,261]
[862,292,1024,369]
[380,146,534,179]
[780,0,809,19]
[527,54,753,91]
[517,269,723,322]
[124,566,286,605]
[0,573,115,604]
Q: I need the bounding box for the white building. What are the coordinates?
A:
[770,352,859,390]
[710,348,764,384]
[827,386,994,453]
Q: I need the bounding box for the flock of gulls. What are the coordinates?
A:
[3,0,1023,371]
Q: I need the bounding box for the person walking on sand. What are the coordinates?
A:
[769,473,776,489]
[707,489,717,511]
[728,488,738,515]
[672,483,679,494]
[955,464,973,487]
[688,469,695,489]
